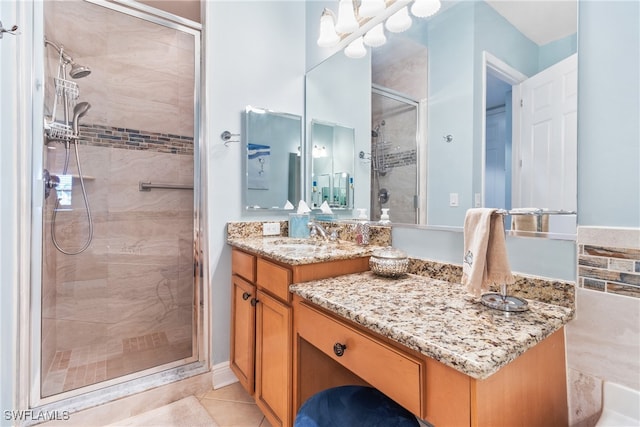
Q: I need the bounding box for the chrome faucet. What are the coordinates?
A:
[308,221,329,240]
[308,221,338,241]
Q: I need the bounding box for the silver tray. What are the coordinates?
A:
[481,293,529,312]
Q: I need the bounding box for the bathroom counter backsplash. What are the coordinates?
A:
[226,220,392,247]
[290,272,575,380]
[226,221,575,309]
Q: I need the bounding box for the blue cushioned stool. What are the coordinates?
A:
[294,385,419,427]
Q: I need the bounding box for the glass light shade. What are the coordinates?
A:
[385,6,412,33]
[344,37,367,59]
[335,0,359,34]
[359,0,386,18]
[363,23,386,47]
[411,0,441,18]
[317,10,340,47]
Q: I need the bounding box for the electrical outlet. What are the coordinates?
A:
[449,193,459,207]
[263,222,281,236]
[474,193,482,207]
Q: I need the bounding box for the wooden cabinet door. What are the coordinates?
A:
[230,275,256,395]
[255,290,292,427]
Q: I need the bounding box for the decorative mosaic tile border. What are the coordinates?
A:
[77,123,194,154]
[374,148,417,169]
[578,245,640,298]
[577,226,640,299]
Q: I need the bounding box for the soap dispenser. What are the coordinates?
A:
[356,208,370,246]
[379,208,391,225]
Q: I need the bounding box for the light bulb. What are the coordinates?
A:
[335,0,359,34]
[359,0,386,18]
[385,6,412,33]
[344,37,367,59]
[411,0,441,18]
[317,9,340,47]
[363,23,386,47]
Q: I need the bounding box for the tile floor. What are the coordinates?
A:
[195,382,272,427]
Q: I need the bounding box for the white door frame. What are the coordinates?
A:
[480,51,528,208]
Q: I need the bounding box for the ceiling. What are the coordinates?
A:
[485,0,577,46]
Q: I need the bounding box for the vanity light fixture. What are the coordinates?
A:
[359,0,386,18]
[411,0,441,18]
[344,36,367,58]
[335,0,359,33]
[317,0,442,57]
[385,6,412,33]
[317,9,340,47]
[363,23,387,47]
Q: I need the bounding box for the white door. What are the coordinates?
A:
[513,54,577,212]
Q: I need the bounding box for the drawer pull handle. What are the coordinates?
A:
[250,298,259,307]
[242,292,251,300]
[333,342,347,357]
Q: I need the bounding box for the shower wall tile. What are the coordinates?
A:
[45,0,196,137]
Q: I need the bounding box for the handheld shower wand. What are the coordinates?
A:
[72,102,91,137]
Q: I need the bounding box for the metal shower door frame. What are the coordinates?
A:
[25,0,208,409]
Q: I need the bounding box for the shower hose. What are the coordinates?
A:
[51,140,94,255]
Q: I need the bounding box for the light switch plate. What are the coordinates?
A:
[449,193,459,207]
[263,222,281,236]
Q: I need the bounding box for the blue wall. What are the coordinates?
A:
[578,1,640,227]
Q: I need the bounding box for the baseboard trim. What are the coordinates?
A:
[212,361,238,389]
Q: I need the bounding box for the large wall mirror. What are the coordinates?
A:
[244,106,302,210]
[305,0,578,238]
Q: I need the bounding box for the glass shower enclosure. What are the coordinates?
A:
[36,0,203,402]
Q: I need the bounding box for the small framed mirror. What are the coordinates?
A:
[244,106,302,210]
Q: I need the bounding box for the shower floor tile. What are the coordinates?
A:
[42,330,192,397]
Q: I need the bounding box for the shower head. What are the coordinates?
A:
[44,37,91,79]
[72,102,91,136]
[69,62,91,79]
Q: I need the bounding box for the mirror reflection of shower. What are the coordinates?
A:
[44,36,94,255]
[370,86,420,224]
[371,120,390,207]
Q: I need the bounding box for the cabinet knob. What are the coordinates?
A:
[242,292,251,300]
[333,342,347,357]
[250,298,259,307]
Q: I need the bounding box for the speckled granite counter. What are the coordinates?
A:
[290,271,574,380]
[227,236,380,265]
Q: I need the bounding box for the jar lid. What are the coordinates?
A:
[371,247,407,260]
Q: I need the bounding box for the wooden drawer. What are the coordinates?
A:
[256,258,292,302]
[232,249,256,282]
[296,301,424,416]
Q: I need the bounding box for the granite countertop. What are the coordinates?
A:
[290,271,574,380]
[227,236,379,265]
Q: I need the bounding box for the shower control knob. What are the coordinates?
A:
[43,169,59,200]
[333,342,347,357]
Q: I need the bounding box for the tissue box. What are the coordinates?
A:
[288,214,310,238]
[314,213,337,222]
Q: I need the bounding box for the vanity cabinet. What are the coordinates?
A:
[293,296,568,427]
[230,248,370,427]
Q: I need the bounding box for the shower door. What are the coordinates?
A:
[370,87,420,224]
[38,0,202,400]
